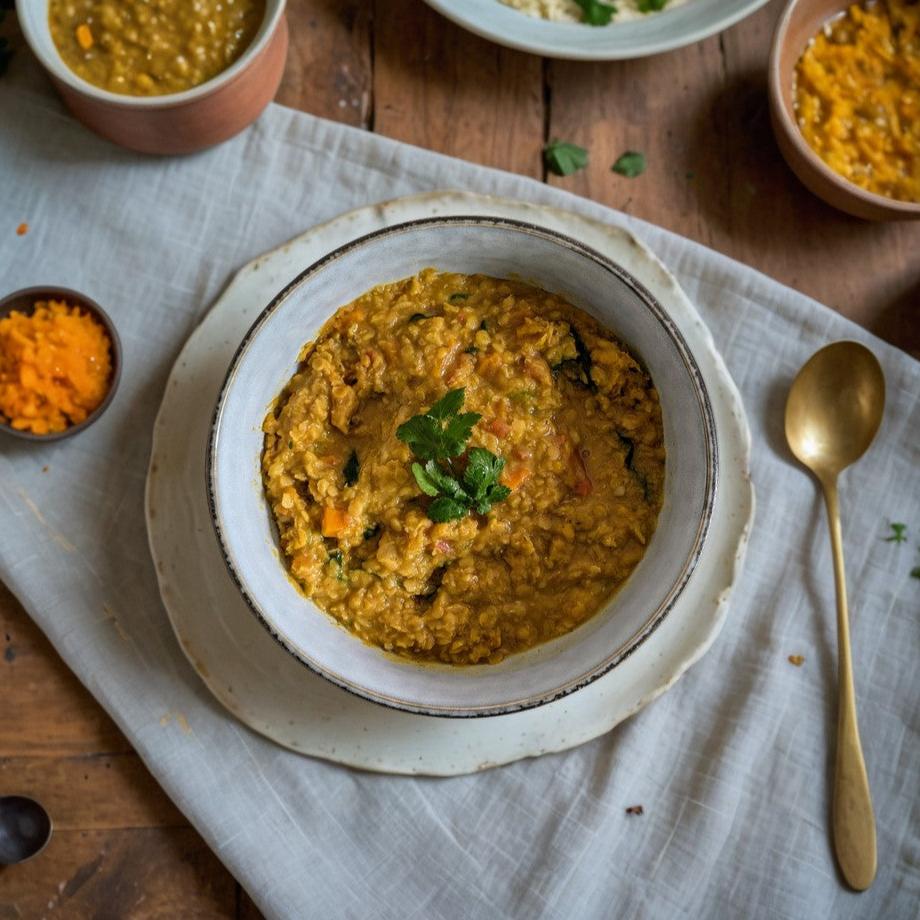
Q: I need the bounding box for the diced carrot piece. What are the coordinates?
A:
[76,24,94,50]
[322,507,349,538]
[487,417,511,438]
[574,478,593,497]
[503,464,531,490]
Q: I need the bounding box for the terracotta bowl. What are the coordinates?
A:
[0,286,122,442]
[18,0,288,155]
[208,218,718,717]
[769,0,920,220]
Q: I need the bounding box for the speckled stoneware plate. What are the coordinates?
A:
[146,191,754,775]
[423,0,770,61]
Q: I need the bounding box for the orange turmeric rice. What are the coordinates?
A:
[0,299,112,435]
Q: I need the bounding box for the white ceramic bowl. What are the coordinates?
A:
[208,218,718,717]
[423,0,769,60]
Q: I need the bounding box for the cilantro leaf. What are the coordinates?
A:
[397,391,512,522]
[428,496,470,523]
[574,0,616,25]
[396,415,445,461]
[411,462,441,497]
[884,522,908,543]
[343,449,359,486]
[612,151,647,178]
[476,483,511,516]
[442,412,482,456]
[544,140,589,177]
[422,460,468,500]
[637,0,668,11]
[428,388,466,421]
[464,447,505,502]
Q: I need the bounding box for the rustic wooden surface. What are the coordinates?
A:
[2,0,917,917]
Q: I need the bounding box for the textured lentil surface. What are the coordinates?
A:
[49,0,265,96]
[262,270,665,665]
[794,0,920,203]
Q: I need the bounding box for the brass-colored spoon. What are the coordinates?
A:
[785,340,885,891]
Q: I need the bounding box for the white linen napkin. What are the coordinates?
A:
[1,58,917,920]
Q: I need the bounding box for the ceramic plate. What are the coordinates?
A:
[424,0,770,61]
[145,191,754,775]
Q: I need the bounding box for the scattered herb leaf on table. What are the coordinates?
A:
[612,151,647,178]
[544,140,589,177]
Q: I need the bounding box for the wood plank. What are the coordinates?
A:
[1,585,132,758]
[0,828,236,919]
[275,0,373,127]
[373,0,544,176]
[0,756,185,831]
[548,3,920,356]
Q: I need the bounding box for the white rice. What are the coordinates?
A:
[501,0,687,25]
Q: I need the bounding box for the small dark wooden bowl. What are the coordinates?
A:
[0,286,122,442]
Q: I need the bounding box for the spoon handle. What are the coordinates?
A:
[822,477,877,891]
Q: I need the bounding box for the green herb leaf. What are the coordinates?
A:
[343,449,360,486]
[422,460,468,500]
[476,483,511,516]
[363,524,381,540]
[448,292,469,303]
[544,139,589,177]
[398,391,511,522]
[573,0,616,26]
[637,0,668,11]
[612,151,647,178]
[428,496,471,523]
[428,388,466,421]
[411,462,441,497]
[911,566,920,580]
[327,550,346,581]
[463,448,505,502]
[408,312,430,322]
[464,345,479,355]
[884,522,908,543]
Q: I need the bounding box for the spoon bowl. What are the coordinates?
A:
[0,796,53,865]
[785,341,885,480]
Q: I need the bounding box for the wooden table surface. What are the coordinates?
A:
[1,0,917,916]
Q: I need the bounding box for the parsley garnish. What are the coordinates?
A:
[544,139,589,177]
[397,389,512,522]
[637,0,668,11]
[448,292,469,303]
[574,0,616,25]
[408,312,430,322]
[343,449,359,486]
[885,522,908,543]
[612,151,647,178]
[327,550,345,581]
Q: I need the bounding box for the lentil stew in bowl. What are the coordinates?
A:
[49,0,266,96]
[262,270,666,665]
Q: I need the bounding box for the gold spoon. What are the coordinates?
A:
[785,340,884,891]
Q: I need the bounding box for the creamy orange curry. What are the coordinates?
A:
[262,270,665,665]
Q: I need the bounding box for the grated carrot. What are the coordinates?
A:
[16,223,28,236]
[0,300,112,435]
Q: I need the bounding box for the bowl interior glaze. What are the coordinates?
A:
[209,218,717,717]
